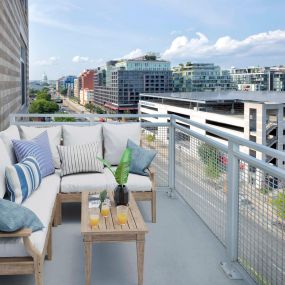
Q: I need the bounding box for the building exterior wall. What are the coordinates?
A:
[172,63,234,92]
[0,0,29,130]
[94,57,172,113]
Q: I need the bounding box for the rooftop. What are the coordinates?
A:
[140,91,285,104]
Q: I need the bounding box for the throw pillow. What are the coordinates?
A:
[103,123,141,165]
[0,125,20,164]
[57,143,104,176]
[62,125,103,158]
[127,139,157,176]
[12,131,55,178]
[19,126,62,169]
[5,156,42,204]
[0,198,43,232]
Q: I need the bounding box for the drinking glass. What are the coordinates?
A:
[101,202,110,218]
[117,205,128,225]
[89,207,100,229]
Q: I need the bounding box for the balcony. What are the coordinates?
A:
[2,113,285,285]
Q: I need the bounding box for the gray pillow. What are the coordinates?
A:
[0,198,44,232]
[127,139,157,176]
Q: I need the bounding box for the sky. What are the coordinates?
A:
[29,0,285,80]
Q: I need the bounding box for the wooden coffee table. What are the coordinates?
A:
[81,191,148,285]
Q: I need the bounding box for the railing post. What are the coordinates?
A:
[221,141,242,279]
[168,115,176,197]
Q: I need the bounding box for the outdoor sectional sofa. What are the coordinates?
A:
[0,122,156,285]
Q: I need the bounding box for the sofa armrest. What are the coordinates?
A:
[0,228,32,238]
[147,166,156,190]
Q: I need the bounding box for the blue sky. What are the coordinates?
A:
[29,0,285,80]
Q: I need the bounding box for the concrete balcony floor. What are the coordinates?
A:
[0,192,248,285]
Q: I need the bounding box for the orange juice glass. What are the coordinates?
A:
[101,202,110,218]
[89,208,100,229]
[117,205,128,225]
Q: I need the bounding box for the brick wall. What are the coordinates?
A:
[0,0,29,130]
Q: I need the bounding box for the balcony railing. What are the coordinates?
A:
[10,113,285,285]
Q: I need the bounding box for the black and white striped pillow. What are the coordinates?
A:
[57,143,104,176]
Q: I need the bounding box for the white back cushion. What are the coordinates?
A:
[0,138,12,198]
[19,126,62,169]
[62,125,103,158]
[0,125,20,164]
[103,123,141,165]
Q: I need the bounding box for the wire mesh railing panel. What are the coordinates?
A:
[141,126,169,188]
[174,129,227,245]
[238,162,285,285]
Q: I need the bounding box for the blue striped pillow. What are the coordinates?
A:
[12,131,55,178]
[5,156,42,204]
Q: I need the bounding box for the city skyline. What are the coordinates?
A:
[30,0,285,80]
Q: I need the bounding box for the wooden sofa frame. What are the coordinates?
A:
[57,167,157,225]
[0,196,61,285]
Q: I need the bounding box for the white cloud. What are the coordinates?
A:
[72,56,89,63]
[162,30,285,60]
[34,56,59,66]
[121,48,145,59]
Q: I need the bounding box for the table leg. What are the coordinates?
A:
[136,235,145,285]
[84,241,92,285]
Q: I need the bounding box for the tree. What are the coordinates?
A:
[29,99,59,114]
[95,106,105,114]
[85,102,95,113]
[60,88,67,96]
[36,92,51,101]
[54,116,76,122]
[198,143,223,179]
[272,192,285,220]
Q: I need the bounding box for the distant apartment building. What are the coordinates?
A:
[94,55,172,113]
[230,66,285,91]
[80,89,94,105]
[77,69,95,105]
[139,91,285,174]
[56,75,77,96]
[0,0,29,130]
[73,78,80,98]
[172,63,234,92]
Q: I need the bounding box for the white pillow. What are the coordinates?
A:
[62,125,103,158]
[103,123,141,165]
[0,125,20,164]
[0,138,12,198]
[19,126,62,169]
[57,143,104,176]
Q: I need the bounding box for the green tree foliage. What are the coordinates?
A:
[272,192,285,220]
[54,116,76,122]
[85,102,95,113]
[95,106,105,114]
[198,143,222,179]
[60,88,68,96]
[29,99,59,114]
[36,91,51,101]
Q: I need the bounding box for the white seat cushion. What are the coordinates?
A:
[0,125,20,164]
[19,126,62,169]
[60,172,107,193]
[0,173,60,257]
[103,123,141,165]
[104,167,152,192]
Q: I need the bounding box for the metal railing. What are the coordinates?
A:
[10,113,285,285]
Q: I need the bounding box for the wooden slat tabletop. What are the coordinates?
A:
[81,191,148,235]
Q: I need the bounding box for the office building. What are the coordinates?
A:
[73,78,81,98]
[56,75,77,96]
[0,0,29,130]
[139,91,285,170]
[94,55,172,113]
[172,63,234,92]
[230,66,285,91]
